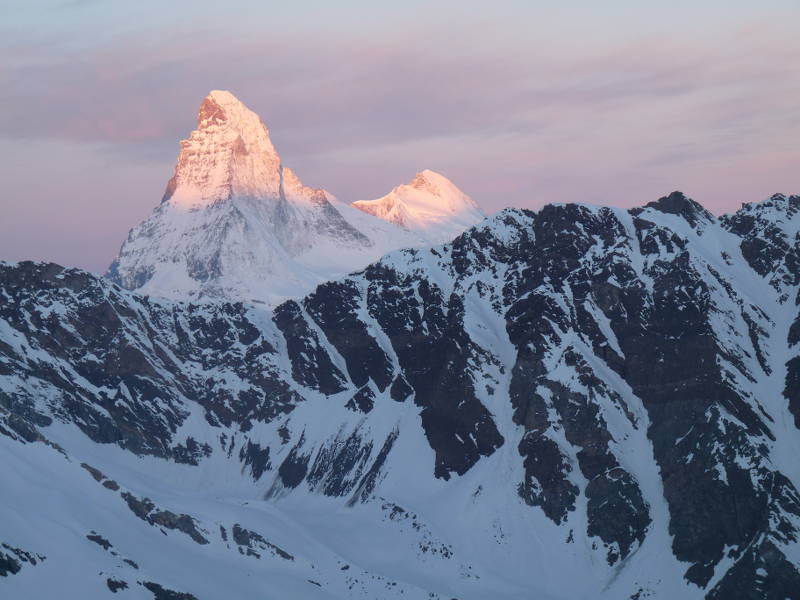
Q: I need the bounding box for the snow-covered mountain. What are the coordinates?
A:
[352,169,485,243]
[106,92,480,306]
[3,192,800,599]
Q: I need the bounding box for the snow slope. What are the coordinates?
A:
[3,192,800,599]
[352,169,485,243]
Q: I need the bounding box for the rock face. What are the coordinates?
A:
[106,92,481,307]
[3,192,800,599]
[106,90,372,306]
[163,90,285,208]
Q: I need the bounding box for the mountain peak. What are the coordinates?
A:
[352,170,484,239]
[409,169,443,191]
[639,191,714,228]
[206,89,242,104]
[108,91,418,305]
[161,91,281,207]
[197,90,261,131]
[406,170,471,202]
[735,193,800,218]
[108,94,486,305]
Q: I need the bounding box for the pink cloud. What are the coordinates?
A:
[0,18,798,270]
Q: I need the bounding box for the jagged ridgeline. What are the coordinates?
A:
[3,184,800,598]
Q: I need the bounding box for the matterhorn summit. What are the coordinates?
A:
[106,91,486,305]
[352,169,485,243]
[162,90,284,207]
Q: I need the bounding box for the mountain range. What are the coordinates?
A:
[107,90,484,306]
[2,91,800,600]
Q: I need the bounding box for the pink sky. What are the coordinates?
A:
[1,2,798,272]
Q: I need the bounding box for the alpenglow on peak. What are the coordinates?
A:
[107,92,486,306]
[351,169,485,241]
[161,90,284,208]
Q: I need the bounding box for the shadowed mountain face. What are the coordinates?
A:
[2,193,800,599]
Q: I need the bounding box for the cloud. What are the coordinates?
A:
[4,22,795,157]
[0,13,798,271]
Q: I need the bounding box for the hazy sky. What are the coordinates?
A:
[2,1,799,272]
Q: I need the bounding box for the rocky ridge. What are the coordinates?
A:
[3,192,800,598]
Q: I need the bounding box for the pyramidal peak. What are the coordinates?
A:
[162,90,284,208]
[199,89,259,127]
[107,92,489,306]
[352,169,485,240]
[107,90,376,305]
